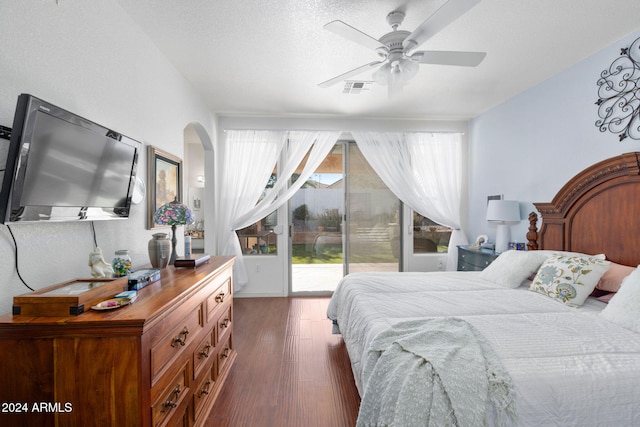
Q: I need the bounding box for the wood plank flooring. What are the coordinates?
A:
[205,297,361,426]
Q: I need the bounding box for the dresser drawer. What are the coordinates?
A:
[206,278,231,322]
[458,261,473,271]
[193,361,217,420]
[215,305,232,345]
[151,304,204,382]
[217,333,233,378]
[458,246,498,271]
[151,360,190,427]
[459,252,492,268]
[459,260,487,271]
[193,329,215,380]
[167,409,190,427]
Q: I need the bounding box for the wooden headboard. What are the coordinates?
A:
[527,152,640,267]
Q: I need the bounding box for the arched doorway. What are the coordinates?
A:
[183,122,213,255]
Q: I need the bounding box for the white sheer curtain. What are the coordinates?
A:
[351,131,467,270]
[215,130,340,290]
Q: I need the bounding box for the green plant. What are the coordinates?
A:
[293,204,311,221]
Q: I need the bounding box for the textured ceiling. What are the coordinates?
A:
[116,0,640,120]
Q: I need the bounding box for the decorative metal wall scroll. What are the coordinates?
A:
[596,36,640,141]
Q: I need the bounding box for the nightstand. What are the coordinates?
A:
[457,245,499,271]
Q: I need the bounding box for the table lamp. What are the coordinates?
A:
[486,200,520,252]
[153,197,195,265]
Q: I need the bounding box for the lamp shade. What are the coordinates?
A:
[153,197,195,226]
[486,200,520,222]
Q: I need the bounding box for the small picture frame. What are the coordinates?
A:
[147,146,183,229]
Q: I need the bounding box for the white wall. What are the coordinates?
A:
[0,1,215,314]
[468,28,640,246]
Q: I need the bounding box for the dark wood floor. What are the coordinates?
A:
[205,297,361,426]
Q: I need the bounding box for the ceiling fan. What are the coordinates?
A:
[318,0,486,98]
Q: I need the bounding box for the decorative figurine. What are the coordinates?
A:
[88,247,115,278]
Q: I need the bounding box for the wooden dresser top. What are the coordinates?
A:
[0,256,235,333]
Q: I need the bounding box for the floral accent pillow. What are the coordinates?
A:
[529,254,610,307]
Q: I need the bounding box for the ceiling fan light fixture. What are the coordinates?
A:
[399,58,419,81]
[373,58,418,87]
[388,69,404,98]
[373,63,391,85]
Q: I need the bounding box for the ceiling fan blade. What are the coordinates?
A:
[412,50,486,67]
[318,61,384,88]
[403,0,481,51]
[324,20,387,51]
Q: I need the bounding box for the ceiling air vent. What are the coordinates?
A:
[342,81,373,94]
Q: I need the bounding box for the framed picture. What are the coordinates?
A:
[147,146,183,229]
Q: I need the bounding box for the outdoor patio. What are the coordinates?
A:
[291,262,397,293]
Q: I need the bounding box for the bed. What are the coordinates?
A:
[327,152,640,426]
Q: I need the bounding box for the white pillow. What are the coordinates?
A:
[529,254,610,307]
[479,250,548,288]
[600,266,640,333]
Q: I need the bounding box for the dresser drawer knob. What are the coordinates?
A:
[199,342,212,359]
[161,384,182,412]
[198,380,212,398]
[220,347,231,359]
[171,327,190,347]
[220,317,230,329]
[215,292,226,303]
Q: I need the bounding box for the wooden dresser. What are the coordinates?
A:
[0,256,235,427]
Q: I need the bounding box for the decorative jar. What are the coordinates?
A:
[112,250,132,277]
[148,233,171,268]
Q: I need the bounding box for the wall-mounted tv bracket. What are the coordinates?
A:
[0,125,11,140]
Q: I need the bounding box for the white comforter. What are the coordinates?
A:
[327,271,640,426]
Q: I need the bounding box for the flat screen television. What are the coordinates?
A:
[0,94,141,224]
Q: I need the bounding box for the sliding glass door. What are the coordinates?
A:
[289,144,344,293]
[289,141,399,294]
[345,142,400,274]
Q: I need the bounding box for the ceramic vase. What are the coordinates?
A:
[148,233,171,268]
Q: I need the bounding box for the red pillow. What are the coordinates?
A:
[596,263,636,292]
